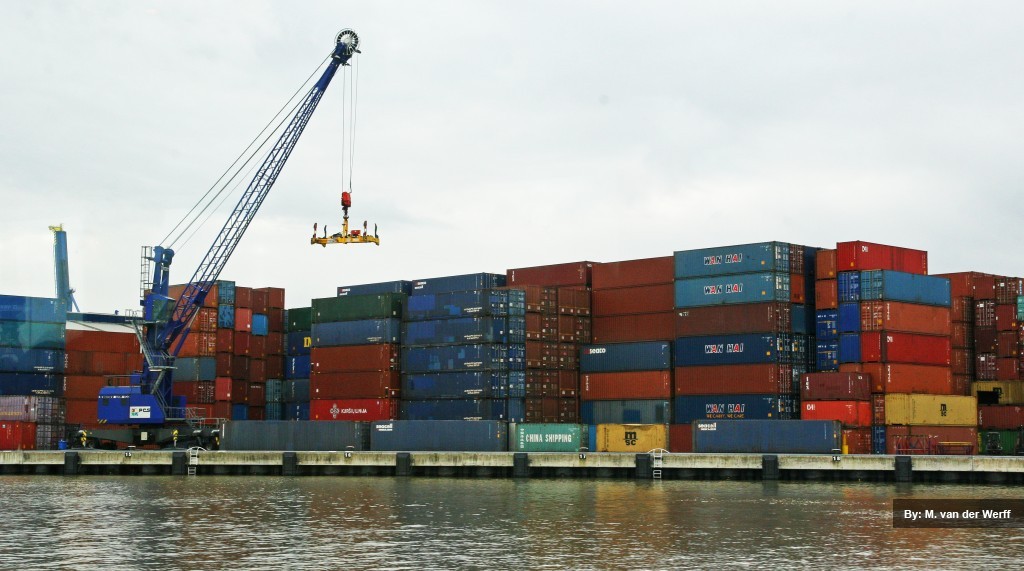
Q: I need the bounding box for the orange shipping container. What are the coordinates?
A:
[63,376,115,400]
[815,279,838,310]
[839,362,954,394]
[815,249,837,280]
[802,400,872,427]
[859,301,950,335]
[591,312,674,343]
[581,371,673,400]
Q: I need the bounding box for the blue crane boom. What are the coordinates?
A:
[49,224,79,312]
[95,31,360,436]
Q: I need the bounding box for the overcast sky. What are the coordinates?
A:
[2,2,1022,313]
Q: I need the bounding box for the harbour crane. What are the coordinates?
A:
[79,30,364,449]
[49,224,80,312]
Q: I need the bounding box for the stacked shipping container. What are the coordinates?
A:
[284,305,314,420]
[578,341,673,427]
[64,320,141,434]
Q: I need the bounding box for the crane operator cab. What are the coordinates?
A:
[311,191,380,247]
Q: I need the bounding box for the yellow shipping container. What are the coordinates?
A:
[971,381,1024,405]
[884,394,977,426]
[595,424,668,452]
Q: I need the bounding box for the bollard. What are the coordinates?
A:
[171,451,187,475]
[396,452,412,477]
[63,451,80,476]
[513,453,529,479]
[895,455,912,483]
[635,453,653,479]
[762,455,780,481]
[282,451,298,476]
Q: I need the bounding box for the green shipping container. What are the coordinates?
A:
[312,293,406,324]
[978,430,1024,455]
[0,321,65,349]
[287,307,313,332]
[510,423,588,452]
[1017,295,1024,321]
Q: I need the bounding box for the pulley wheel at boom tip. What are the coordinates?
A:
[336,29,360,51]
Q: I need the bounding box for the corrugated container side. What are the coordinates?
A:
[404,289,523,321]
[815,279,838,310]
[815,249,837,280]
[674,364,791,396]
[337,281,412,297]
[692,420,841,454]
[0,421,37,450]
[858,270,951,307]
[675,303,792,337]
[592,285,674,315]
[310,398,398,421]
[843,428,873,454]
[837,303,861,333]
[858,332,951,366]
[884,425,978,455]
[311,319,401,347]
[972,381,1024,405]
[591,313,675,343]
[401,316,525,347]
[311,371,401,399]
[883,394,977,426]
[399,398,524,422]
[310,344,400,373]
[840,362,954,394]
[674,334,792,367]
[510,423,588,452]
[675,273,789,308]
[312,293,405,323]
[838,272,860,303]
[579,341,672,373]
[802,400,873,427]
[220,420,370,451]
[592,257,674,289]
[668,423,693,453]
[411,273,507,295]
[286,307,313,332]
[595,424,668,452]
[816,310,838,340]
[800,372,871,401]
[580,400,671,424]
[977,405,1024,430]
[673,394,795,423]
[400,344,526,373]
[370,420,507,452]
[401,371,524,400]
[674,242,790,278]
[506,262,593,288]
[580,371,673,400]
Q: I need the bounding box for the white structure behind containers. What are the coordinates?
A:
[672,242,818,452]
[0,295,66,450]
[811,241,973,455]
[308,282,408,422]
[400,273,526,422]
[506,262,594,423]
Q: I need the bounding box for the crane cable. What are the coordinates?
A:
[340,55,359,194]
[160,54,332,250]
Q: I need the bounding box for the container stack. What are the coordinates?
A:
[506,261,594,423]
[814,249,839,372]
[932,272,989,395]
[400,273,526,422]
[828,241,975,454]
[310,282,407,422]
[0,295,66,449]
[671,242,817,452]
[578,341,673,427]
[591,257,675,344]
[973,381,1024,454]
[172,286,218,418]
[799,372,873,453]
[283,306,313,420]
[64,320,141,435]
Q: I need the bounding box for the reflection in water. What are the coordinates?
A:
[0,476,1021,570]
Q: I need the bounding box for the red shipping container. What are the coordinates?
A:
[250,335,267,358]
[525,313,559,341]
[592,257,674,289]
[871,394,886,424]
[169,283,218,309]
[266,356,284,380]
[950,297,972,323]
[790,274,806,304]
[842,428,872,454]
[65,351,135,376]
[215,377,233,401]
[995,278,1022,304]
[557,287,591,316]
[975,329,998,353]
[937,271,992,299]
[836,241,927,274]
[233,331,252,356]
[815,249,837,280]
[675,364,791,396]
[859,302,950,336]
[976,354,997,381]
[668,424,693,453]
[251,289,269,314]
[526,341,559,369]
[248,383,266,405]
[230,380,249,404]
[311,344,400,373]
[557,344,579,370]
[65,399,98,424]
[996,358,1019,381]
[65,329,139,353]
[63,375,114,400]
[310,398,398,421]
[234,287,253,308]
[802,401,872,427]
[247,406,266,421]
[216,352,233,377]
[195,307,218,332]
[559,370,578,397]
[951,323,972,349]
[311,371,401,399]
[840,362,954,394]
[213,401,232,419]
[558,398,578,423]
[0,421,37,450]
[266,332,284,355]
[974,275,997,300]
[998,332,1019,358]
[996,304,1018,331]
[232,355,250,380]
[178,332,216,357]
[525,397,560,423]
[580,371,673,400]
[859,331,950,366]
[525,370,558,397]
[514,285,558,314]
[885,425,977,455]
[592,284,674,316]
[173,381,215,405]
[259,287,286,309]
[815,280,838,310]
[592,312,673,343]
[978,405,1024,430]
[800,372,871,401]
[249,359,267,383]
[507,262,594,287]
[216,328,234,352]
[974,300,996,328]
[234,308,253,332]
[675,303,791,337]
[268,308,285,333]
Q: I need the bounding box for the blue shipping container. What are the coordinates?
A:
[283,379,310,403]
[399,398,524,422]
[172,357,216,382]
[287,356,311,379]
[872,425,887,455]
[401,316,525,347]
[338,281,413,297]
[265,379,283,403]
[284,402,310,421]
[816,310,838,341]
[0,372,64,396]
[674,334,793,367]
[673,394,796,423]
[858,270,951,307]
[404,289,526,321]
[231,404,249,421]
[692,420,842,453]
[837,303,861,333]
[401,344,525,373]
[580,400,671,424]
[217,305,235,329]
[265,402,283,421]
[815,341,839,372]
[838,334,861,363]
[370,420,508,452]
[216,280,236,305]
[792,304,813,335]
[0,348,64,373]
[0,295,32,321]
[579,341,672,373]
[287,331,311,356]
[252,314,269,336]
[675,273,790,308]
[0,321,66,350]
[411,273,507,296]
[674,242,791,279]
[401,371,525,399]
[311,319,401,347]
[838,272,860,303]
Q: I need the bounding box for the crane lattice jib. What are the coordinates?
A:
[159,40,355,354]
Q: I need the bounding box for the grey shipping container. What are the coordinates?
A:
[220,420,370,451]
[370,420,508,452]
